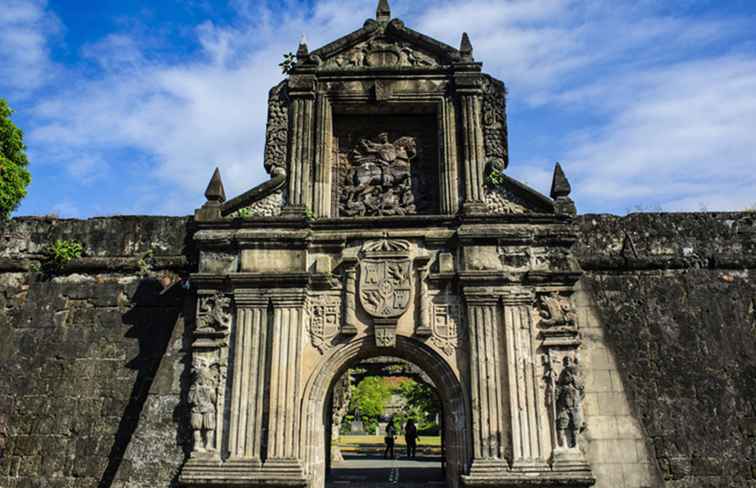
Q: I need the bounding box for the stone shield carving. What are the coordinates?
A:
[308,295,341,354]
[359,259,412,318]
[431,303,462,356]
[359,240,413,348]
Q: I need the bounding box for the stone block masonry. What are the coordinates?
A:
[0,212,754,487]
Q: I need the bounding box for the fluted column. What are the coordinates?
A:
[312,93,333,217]
[465,293,508,475]
[227,294,269,466]
[440,98,460,214]
[285,74,316,213]
[265,291,306,475]
[502,291,550,470]
[455,70,487,214]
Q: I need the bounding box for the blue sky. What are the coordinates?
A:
[2,0,756,217]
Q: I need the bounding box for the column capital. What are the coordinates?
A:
[269,290,307,307]
[501,289,535,306]
[233,291,269,307]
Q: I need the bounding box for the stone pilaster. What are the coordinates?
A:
[312,93,333,217]
[227,293,269,466]
[456,71,487,214]
[265,291,307,478]
[342,259,359,335]
[440,98,460,214]
[502,291,550,471]
[464,293,508,476]
[286,75,317,213]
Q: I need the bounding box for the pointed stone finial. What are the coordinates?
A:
[550,162,571,199]
[297,34,309,59]
[376,0,391,22]
[460,32,474,61]
[205,167,226,203]
[550,162,576,216]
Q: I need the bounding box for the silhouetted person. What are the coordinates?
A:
[404,419,418,459]
[384,421,396,459]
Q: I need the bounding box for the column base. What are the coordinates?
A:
[179,458,308,487]
[511,458,550,472]
[262,458,307,484]
[552,447,592,473]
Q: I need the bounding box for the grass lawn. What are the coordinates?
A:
[338,435,441,447]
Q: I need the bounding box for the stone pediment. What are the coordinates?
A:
[310,19,464,70]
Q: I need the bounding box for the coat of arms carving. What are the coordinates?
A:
[308,295,341,354]
[359,240,413,319]
[431,302,463,356]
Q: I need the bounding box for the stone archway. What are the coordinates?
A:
[299,335,471,488]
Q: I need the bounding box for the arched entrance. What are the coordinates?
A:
[300,336,471,488]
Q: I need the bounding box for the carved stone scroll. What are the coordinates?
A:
[325,37,439,69]
[197,292,233,332]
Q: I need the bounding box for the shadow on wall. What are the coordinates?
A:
[98,278,186,488]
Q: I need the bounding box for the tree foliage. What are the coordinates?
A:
[349,376,392,422]
[0,99,31,219]
[397,379,440,427]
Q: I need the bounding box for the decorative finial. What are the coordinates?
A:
[460,32,474,61]
[376,0,391,22]
[297,34,309,59]
[205,167,226,203]
[550,162,576,216]
[550,162,571,199]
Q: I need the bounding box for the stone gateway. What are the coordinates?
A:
[185,1,593,487]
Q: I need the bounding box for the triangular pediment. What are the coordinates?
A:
[311,19,462,70]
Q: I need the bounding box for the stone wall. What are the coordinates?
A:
[0,217,191,488]
[0,212,754,488]
[576,212,756,488]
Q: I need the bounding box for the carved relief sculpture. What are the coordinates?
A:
[308,294,341,354]
[431,302,462,356]
[264,82,289,177]
[327,37,439,69]
[190,355,218,454]
[538,292,576,328]
[340,133,418,216]
[359,239,413,347]
[554,356,585,449]
[197,292,233,332]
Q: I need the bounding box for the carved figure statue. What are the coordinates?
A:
[189,356,217,453]
[340,133,418,216]
[539,292,576,327]
[555,356,584,448]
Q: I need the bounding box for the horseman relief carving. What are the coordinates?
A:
[340,133,418,217]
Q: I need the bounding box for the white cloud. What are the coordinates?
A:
[0,0,59,97]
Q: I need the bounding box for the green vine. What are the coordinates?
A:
[279,52,297,74]
[485,167,505,187]
[304,207,316,221]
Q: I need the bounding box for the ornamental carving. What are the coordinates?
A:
[308,294,341,354]
[326,38,439,69]
[482,76,508,168]
[263,81,289,177]
[538,292,576,328]
[359,259,412,318]
[431,302,463,356]
[197,292,233,332]
[340,133,418,217]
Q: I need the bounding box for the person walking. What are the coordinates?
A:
[384,420,397,459]
[404,419,418,459]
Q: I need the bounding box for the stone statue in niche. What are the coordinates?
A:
[189,355,218,454]
[196,292,233,332]
[340,133,418,216]
[538,292,576,328]
[555,356,585,449]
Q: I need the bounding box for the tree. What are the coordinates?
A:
[349,376,392,432]
[0,99,31,219]
[397,379,440,427]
